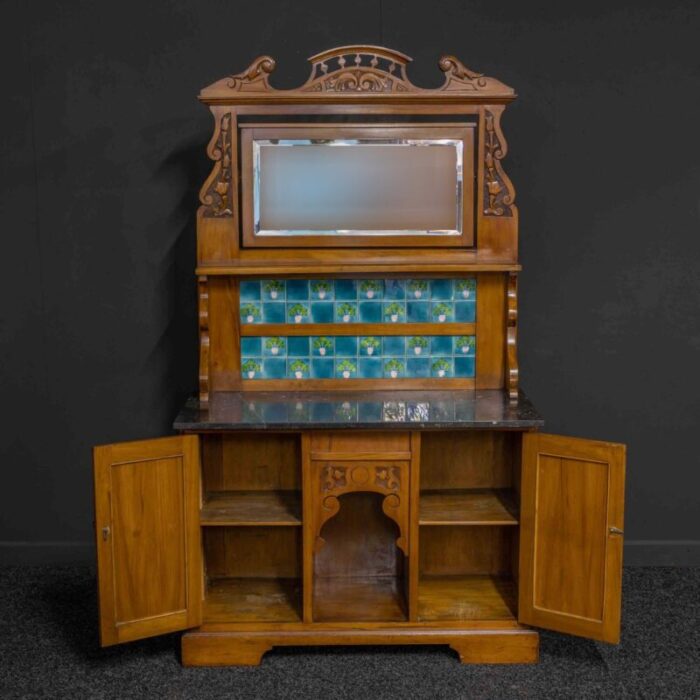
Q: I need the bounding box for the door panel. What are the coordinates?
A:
[94,435,202,646]
[519,433,625,643]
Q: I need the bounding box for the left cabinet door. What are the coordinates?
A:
[93,435,202,646]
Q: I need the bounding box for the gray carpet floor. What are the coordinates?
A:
[0,566,697,699]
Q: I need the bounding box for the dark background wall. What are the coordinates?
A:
[1,0,698,565]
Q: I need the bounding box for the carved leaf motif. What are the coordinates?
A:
[200,113,232,218]
[483,109,514,217]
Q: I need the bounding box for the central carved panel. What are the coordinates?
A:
[311,460,410,556]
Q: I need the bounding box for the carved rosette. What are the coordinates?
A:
[506,272,519,401]
[198,276,210,404]
[314,462,408,556]
[199,112,232,218]
[483,110,515,217]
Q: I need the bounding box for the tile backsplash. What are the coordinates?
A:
[239,278,476,325]
[239,278,476,381]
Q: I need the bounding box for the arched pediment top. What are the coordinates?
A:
[199,45,515,104]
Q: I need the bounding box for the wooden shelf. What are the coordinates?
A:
[418,575,516,621]
[201,490,301,526]
[419,489,519,526]
[204,577,302,623]
[313,576,406,622]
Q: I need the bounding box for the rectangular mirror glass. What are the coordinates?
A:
[255,139,462,236]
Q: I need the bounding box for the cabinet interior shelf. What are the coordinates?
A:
[200,490,302,527]
[419,488,519,526]
[313,576,406,623]
[418,575,516,621]
[204,577,302,623]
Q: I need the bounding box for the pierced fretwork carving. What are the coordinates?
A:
[483,109,515,217]
[199,112,232,217]
[199,45,515,101]
[312,461,409,557]
[506,272,519,401]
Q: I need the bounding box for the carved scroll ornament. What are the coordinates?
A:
[199,111,232,217]
[483,109,515,217]
[199,45,515,101]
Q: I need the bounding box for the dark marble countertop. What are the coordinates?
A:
[173,389,544,431]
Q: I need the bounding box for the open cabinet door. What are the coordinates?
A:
[93,435,202,646]
[519,433,625,643]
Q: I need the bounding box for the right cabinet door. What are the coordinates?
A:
[518,433,626,643]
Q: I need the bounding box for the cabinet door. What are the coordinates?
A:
[93,435,202,646]
[518,433,625,643]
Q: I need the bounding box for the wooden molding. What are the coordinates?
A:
[198,276,210,404]
[506,272,519,400]
[200,45,515,104]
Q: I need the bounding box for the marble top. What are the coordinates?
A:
[173,389,544,431]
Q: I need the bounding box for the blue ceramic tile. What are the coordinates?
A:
[240,302,262,324]
[287,336,309,357]
[407,357,430,378]
[359,302,382,323]
[406,280,430,300]
[358,280,384,300]
[311,358,334,379]
[263,336,287,357]
[262,302,285,323]
[263,357,286,379]
[335,358,358,379]
[287,358,310,379]
[384,279,405,300]
[312,336,334,357]
[383,336,405,356]
[431,358,453,378]
[453,335,475,355]
[335,302,358,323]
[406,301,430,323]
[454,356,475,378]
[359,336,381,356]
[286,279,309,300]
[334,402,358,420]
[334,336,358,356]
[287,303,310,324]
[359,357,382,379]
[239,280,261,301]
[407,336,430,357]
[454,301,476,323]
[431,301,454,323]
[310,280,334,300]
[383,302,405,323]
[241,358,262,379]
[311,302,333,323]
[241,337,261,356]
[455,278,476,300]
[334,279,357,300]
[431,336,452,356]
[384,359,405,378]
[430,278,454,300]
[261,280,285,301]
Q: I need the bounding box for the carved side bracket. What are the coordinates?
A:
[314,462,409,556]
[198,276,210,404]
[200,45,515,101]
[506,272,519,401]
[198,111,233,217]
[483,109,516,217]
